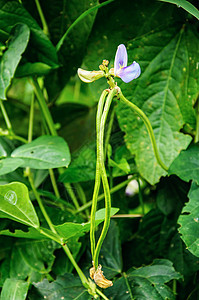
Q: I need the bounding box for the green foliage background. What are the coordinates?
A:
[0,0,199,299]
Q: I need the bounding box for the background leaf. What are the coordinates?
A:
[159,0,199,20]
[0,278,28,300]
[105,259,182,300]
[0,0,58,73]
[0,182,39,227]
[0,158,24,176]
[11,135,71,169]
[10,239,59,283]
[97,221,123,278]
[178,181,199,257]
[169,143,199,184]
[22,0,98,97]
[0,23,30,99]
[59,139,96,183]
[32,274,92,300]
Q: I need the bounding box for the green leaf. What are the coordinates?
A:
[54,207,119,242]
[33,274,92,300]
[168,232,199,279]
[11,135,71,169]
[0,23,30,100]
[105,259,182,300]
[0,182,39,228]
[59,139,96,183]
[116,24,195,184]
[159,0,199,20]
[169,143,199,184]
[10,239,60,283]
[1,278,28,300]
[0,137,14,158]
[157,176,188,216]
[0,227,45,239]
[0,0,58,69]
[0,157,24,175]
[15,62,52,77]
[178,182,199,257]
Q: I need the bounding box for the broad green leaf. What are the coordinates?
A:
[159,0,199,20]
[0,157,24,175]
[169,143,199,184]
[33,274,92,300]
[54,207,119,242]
[0,182,39,228]
[11,135,71,169]
[0,227,45,239]
[0,0,58,73]
[178,182,199,257]
[0,23,30,100]
[168,232,199,279]
[116,24,195,184]
[10,239,60,283]
[105,259,182,300]
[1,278,28,300]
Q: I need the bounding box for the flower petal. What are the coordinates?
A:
[117,61,141,83]
[78,68,104,83]
[114,44,128,76]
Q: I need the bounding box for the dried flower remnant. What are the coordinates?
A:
[90,263,113,289]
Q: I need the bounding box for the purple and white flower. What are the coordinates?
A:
[114,44,141,83]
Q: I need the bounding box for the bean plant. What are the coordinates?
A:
[0,0,199,299]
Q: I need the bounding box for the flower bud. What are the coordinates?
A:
[77,68,104,83]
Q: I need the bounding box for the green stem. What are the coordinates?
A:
[77,176,134,213]
[74,183,89,218]
[28,95,34,143]
[90,90,108,259]
[137,178,145,215]
[8,134,28,144]
[49,168,60,199]
[0,100,12,130]
[93,88,117,269]
[194,98,199,143]
[28,173,57,234]
[96,288,110,300]
[56,0,115,51]
[118,91,168,172]
[35,0,49,36]
[65,182,80,210]
[173,279,177,295]
[62,244,89,288]
[30,78,57,136]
